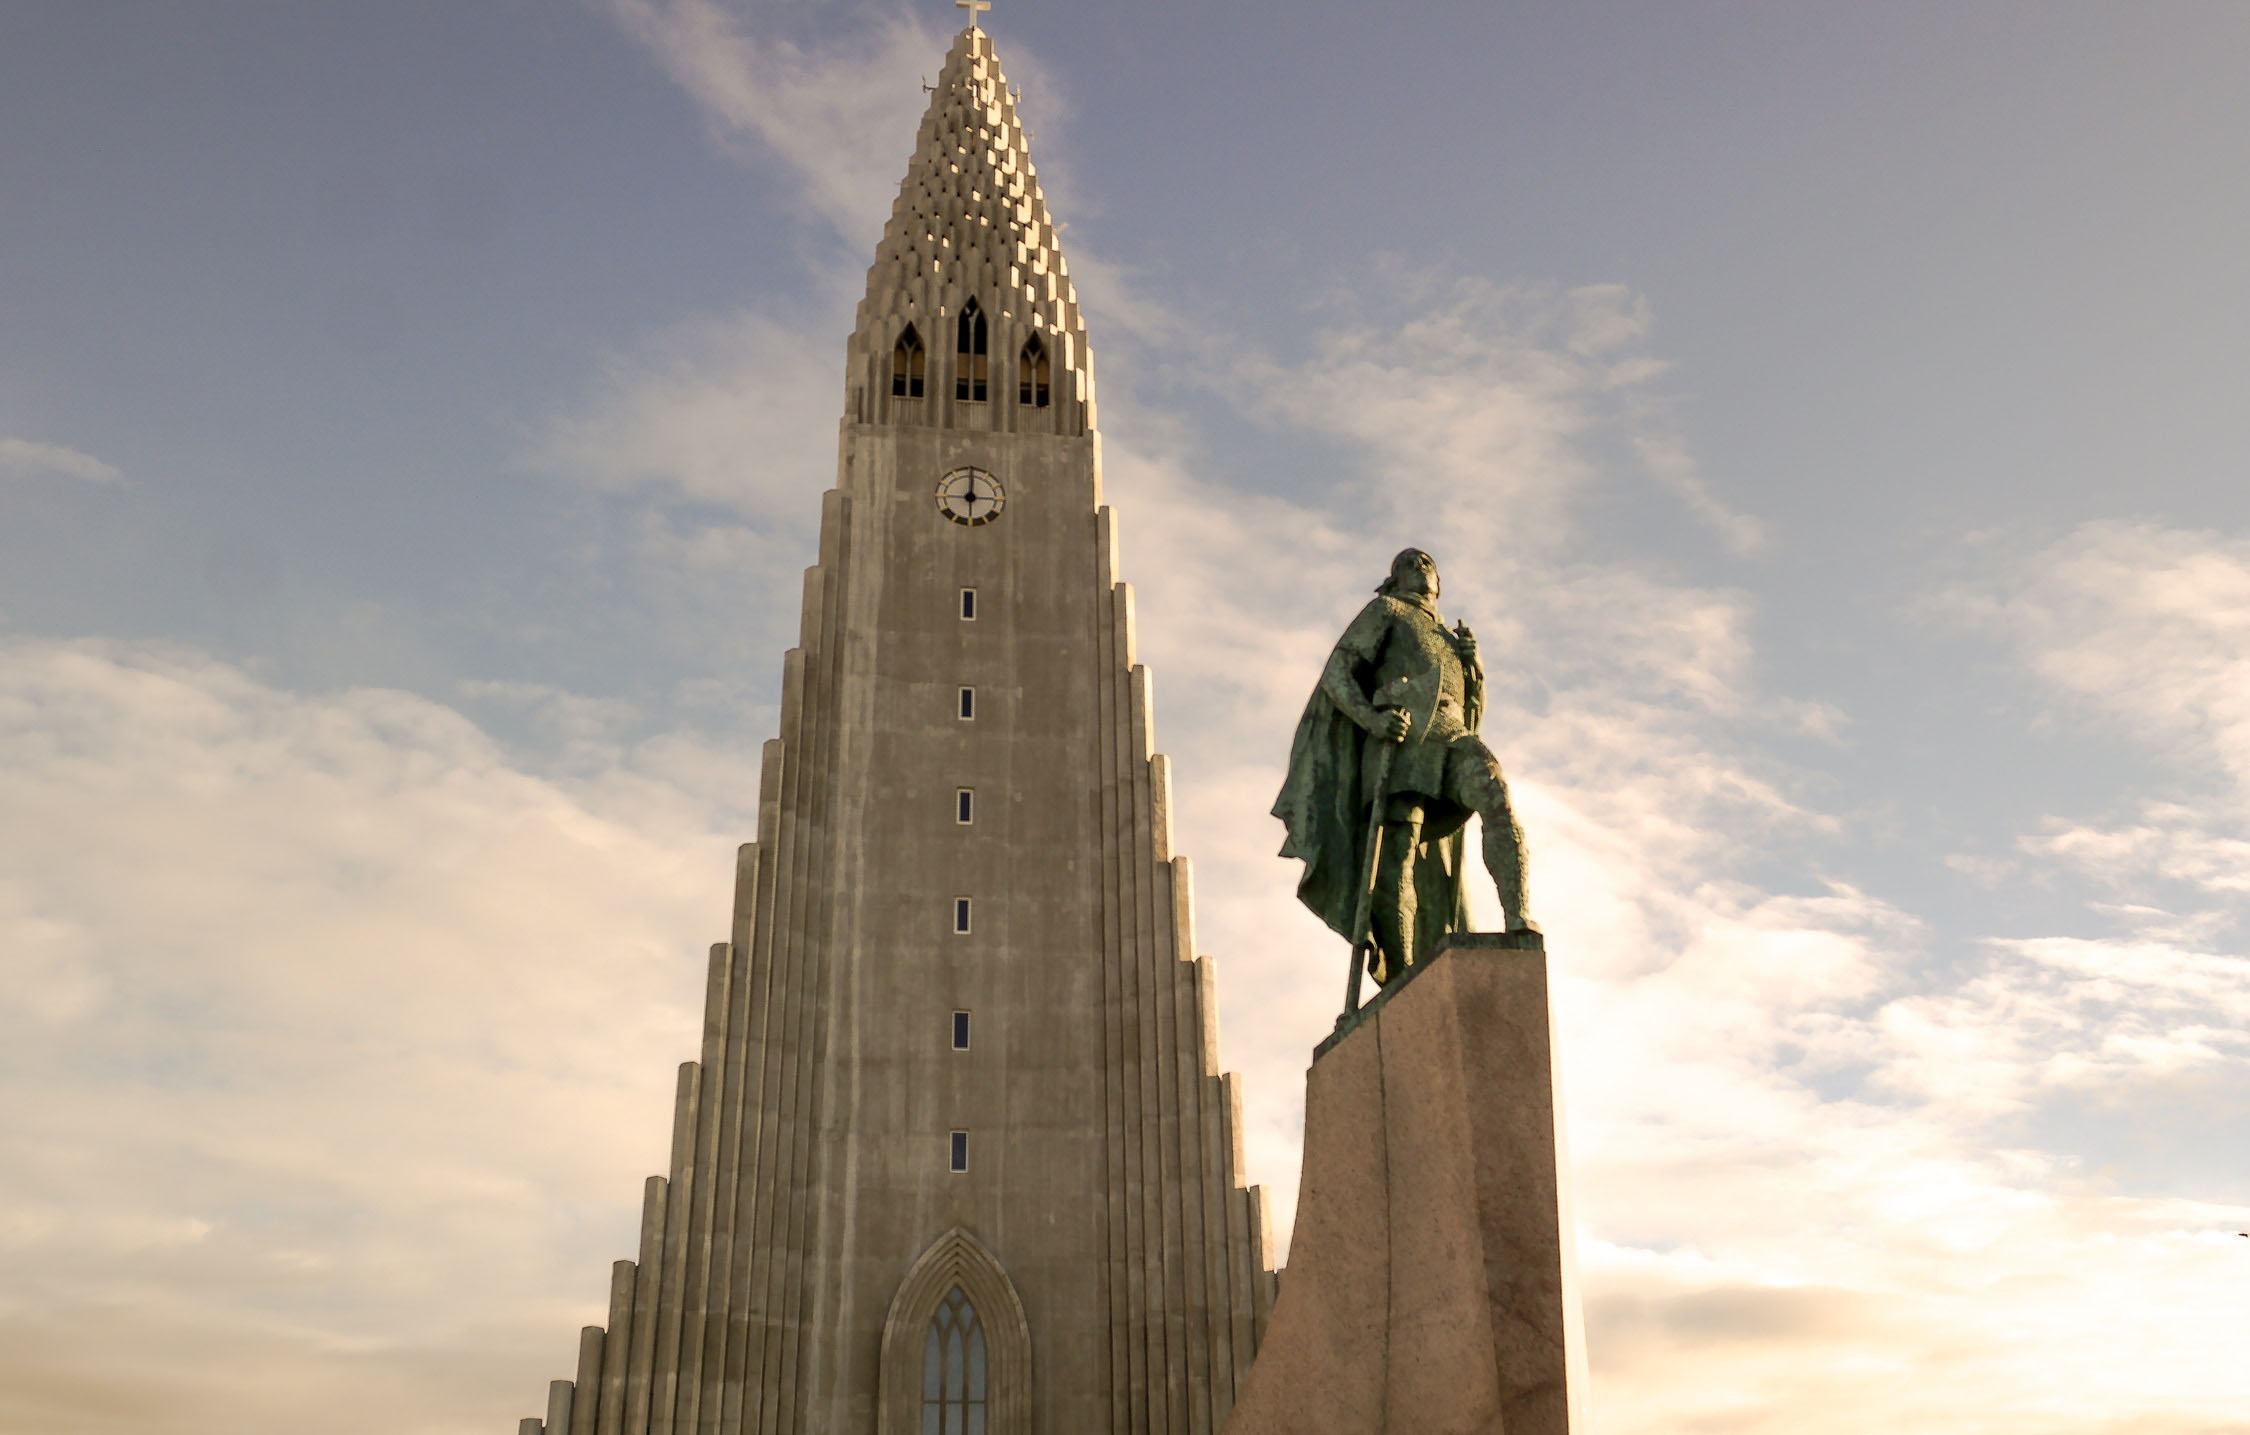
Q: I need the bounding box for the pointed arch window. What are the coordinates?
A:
[921,1288,988,1435]
[1017,334,1050,408]
[955,300,988,402]
[878,1228,1029,1435]
[892,324,927,399]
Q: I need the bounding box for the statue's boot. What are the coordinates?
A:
[1483,805,1538,935]
[1371,818,1422,983]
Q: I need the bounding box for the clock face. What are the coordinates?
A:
[935,466,1006,527]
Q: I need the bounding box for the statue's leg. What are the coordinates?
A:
[1450,743,1534,933]
[1370,804,1425,983]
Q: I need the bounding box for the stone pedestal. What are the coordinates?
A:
[1221,933,1585,1435]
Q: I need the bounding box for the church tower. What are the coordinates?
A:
[518,22,1277,1435]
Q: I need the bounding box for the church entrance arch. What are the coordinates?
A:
[877,1228,1031,1435]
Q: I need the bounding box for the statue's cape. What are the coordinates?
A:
[1271,686,1469,954]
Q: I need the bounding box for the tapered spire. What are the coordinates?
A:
[847,26,1092,431]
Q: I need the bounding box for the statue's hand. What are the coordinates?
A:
[1377,708,1411,743]
[1452,622,1478,662]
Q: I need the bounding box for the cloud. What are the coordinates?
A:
[528,306,844,523]
[0,436,122,484]
[1948,521,2250,921]
[1954,520,2250,790]
[0,637,746,1434]
[600,0,953,246]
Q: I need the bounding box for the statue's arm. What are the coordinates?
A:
[1453,620,1486,730]
[1319,646,1384,733]
[1320,602,1408,741]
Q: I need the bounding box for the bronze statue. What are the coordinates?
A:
[1272,549,1534,1011]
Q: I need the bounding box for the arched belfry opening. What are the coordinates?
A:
[892,323,926,398]
[1017,333,1050,408]
[878,1228,1030,1435]
[955,298,989,402]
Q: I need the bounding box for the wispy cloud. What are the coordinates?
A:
[529,306,846,523]
[0,637,748,1433]
[1952,520,2250,913]
[1954,520,2250,786]
[600,0,953,246]
[0,436,121,484]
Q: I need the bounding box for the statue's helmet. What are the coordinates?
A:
[1375,548,1438,597]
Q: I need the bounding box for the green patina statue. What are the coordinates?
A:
[1272,548,1535,1011]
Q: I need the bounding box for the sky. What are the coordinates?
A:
[4,2,2249,1432]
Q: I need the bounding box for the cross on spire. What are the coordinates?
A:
[956,0,991,29]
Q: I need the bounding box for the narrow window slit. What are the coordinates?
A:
[960,587,977,620]
[954,897,972,934]
[956,788,974,824]
[958,687,975,720]
[952,1011,971,1050]
[948,1131,970,1172]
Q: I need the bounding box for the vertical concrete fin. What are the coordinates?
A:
[680,933,734,1435]
[731,844,757,932]
[570,1328,605,1435]
[1189,957,1237,1416]
[547,1381,574,1435]
[1189,947,1219,1074]
[624,1177,667,1435]
[768,497,849,1435]
[519,1420,545,1435]
[1094,538,1137,1435]
[597,1261,636,1435]
[1096,506,1120,588]
[695,934,760,1433]
[649,1062,702,1435]
[1246,1184,1278,1340]
[1219,1075,1259,1381]
[755,739,785,847]
[1103,567,1150,1435]
[733,642,809,1435]
[1129,670,1184,1435]
[1114,581,1138,668]
[1159,856,1213,1435]
[797,563,824,651]
[1127,664,1154,764]
[1147,753,1175,865]
[1168,855,1198,979]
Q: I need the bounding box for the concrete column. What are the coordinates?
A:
[598,1260,635,1435]
[546,1380,573,1435]
[571,1327,605,1435]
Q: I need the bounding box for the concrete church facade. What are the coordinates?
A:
[517,23,1278,1435]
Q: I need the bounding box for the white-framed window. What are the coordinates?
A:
[958,687,975,720]
[948,1130,970,1173]
[960,587,977,621]
[952,1010,971,1050]
[956,788,974,824]
[953,897,972,934]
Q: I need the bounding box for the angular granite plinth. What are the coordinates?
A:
[1221,934,1586,1435]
